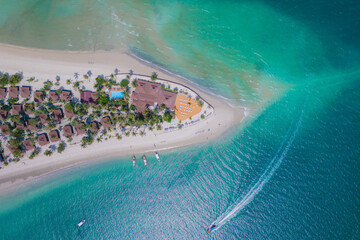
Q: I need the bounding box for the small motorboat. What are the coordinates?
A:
[132,155,136,167]
[78,219,86,227]
[155,152,160,161]
[143,155,147,166]
[206,225,216,234]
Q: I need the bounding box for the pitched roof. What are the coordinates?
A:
[38,114,48,125]
[26,119,38,131]
[49,130,60,142]
[8,86,19,98]
[37,133,49,146]
[24,103,34,115]
[34,91,44,103]
[64,109,75,118]
[49,91,59,102]
[101,116,112,129]
[132,80,177,113]
[75,123,86,135]
[23,139,35,151]
[81,91,97,104]
[52,109,63,122]
[15,123,25,130]
[60,90,72,102]
[0,124,10,135]
[11,104,22,115]
[20,86,31,98]
[8,145,19,154]
[0,109,8,120]
[62,125,74,137]
[89,121,99,133]
[0,88,7,100]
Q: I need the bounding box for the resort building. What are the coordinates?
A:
[101,116,112,129]
[20,86,31,98]
[49,91,59,102]
[81,91,98,105]
[38,114,48,125]
[75,123,86,135]
[24,103,34,115]
[60,90,72,102]
[132,80,177,113]
[15,123,25,130]
[26,120,38,131]
[52,109,64,122]
[0,124,10,135]
[49,130,60,142]
[11,104,22,115]
[174,95,202,121]
[89,121,99,133]
[0,109,8,120]
[8,86,19,98]
[0,88,7,100]
[37,133,49,146]
[62,125,74,137]
[64,109,75,118]
[23,139,35,151]
[34,91,44,103]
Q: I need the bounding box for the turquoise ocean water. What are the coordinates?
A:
[0,0,359,239]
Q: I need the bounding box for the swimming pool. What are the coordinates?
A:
[110,91,124,99]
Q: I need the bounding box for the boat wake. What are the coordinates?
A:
[208,107,305,233]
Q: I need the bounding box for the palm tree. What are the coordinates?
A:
[139,130,145,136]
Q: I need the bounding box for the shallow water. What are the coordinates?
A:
[0,0,359,239]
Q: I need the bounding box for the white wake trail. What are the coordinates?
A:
[210,108,304,231]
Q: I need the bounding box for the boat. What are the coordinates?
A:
[143,155,147,166]
[206,225,216,234]
[155,152,160,161]
[77,219,86,227]
[132,155,136,167]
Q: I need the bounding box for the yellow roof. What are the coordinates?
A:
[175,95,202,121]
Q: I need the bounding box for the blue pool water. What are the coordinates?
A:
[110,91,124,100]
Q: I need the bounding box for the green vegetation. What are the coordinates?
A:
[163,112,173,123]
[131,79,138,88]
[44,150,53,156]
[120,79,129,87]
[9,73,22,87]
[57,142,66,153]
[29,149,40,159]
[151,72,158,81]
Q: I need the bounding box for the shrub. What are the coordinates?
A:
[130,105,136,111]
[163,112,172,123]
[29,149,40,159]
[57,142,66,153]
[44,150,53,156]
[120,79,129,88]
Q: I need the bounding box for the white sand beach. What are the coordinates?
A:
[0,43,248,194]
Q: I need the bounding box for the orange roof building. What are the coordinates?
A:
[174,95,202,121]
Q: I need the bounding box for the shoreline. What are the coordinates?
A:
[0,43,249,195]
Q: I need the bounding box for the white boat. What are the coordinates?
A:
[155,152,160,161]
[132,155,136,167]
[78,219,86,227]
[143,155,147,166]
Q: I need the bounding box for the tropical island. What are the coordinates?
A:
[0,71,213,164]
[0,44,245,193]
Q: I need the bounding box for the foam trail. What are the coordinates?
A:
[209,107,305,232]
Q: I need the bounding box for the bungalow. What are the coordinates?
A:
[8,145,19,155]
[49,130,60,142]
[20,86,31,98]
[37,133,49,146]
[81,91,98,105]
[34,91,44,103]
[26,119,38,131]
[8,86,19,98]
[38,114,48,125]
[0,88,7,100]
[24,103,34,115]
[52,109,63,122]
[23,139,35,151]
[60,90,72,102]
[11,104,22,115]
[132,80,177,113]
[89,121,99,134]
[62,125,74,137]
[0,124,10,135]
[75,123,86,135]
[101,116,112,129]
[49,91,59,102]
[64,109,75,118]
[0,109,8,120]
[15,123,25,130]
